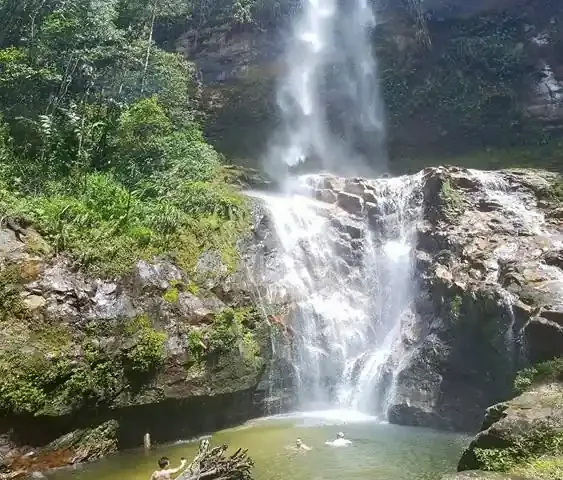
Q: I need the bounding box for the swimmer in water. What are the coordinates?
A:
[150,456,188,480]
[295,438,312,451]
[326,432,352,447]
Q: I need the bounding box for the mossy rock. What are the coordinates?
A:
[459,384,563,476]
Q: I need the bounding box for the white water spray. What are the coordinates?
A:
[251,174,423,418]
[266,0,385,177]
[256,0,411,418]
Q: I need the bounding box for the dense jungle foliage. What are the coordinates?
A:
[0,0,282,275]
[1,0,562,272]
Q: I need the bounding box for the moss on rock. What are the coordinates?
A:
[459,383,563,479]
[0,313,167,416]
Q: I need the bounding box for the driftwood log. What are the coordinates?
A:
[176,439,254,480]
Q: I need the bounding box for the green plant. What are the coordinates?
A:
[513,456,563,480]
[0,312,170,416]
[162,286,179,303]
[440,180,465,219]
[474,425,563,473]
[514,358,563,394]
[449,294,463,322]
[187,330,207,361]
[0,265,28,321]
[187,281,199,295]
[124,315,167,374]
[206,307,261,358]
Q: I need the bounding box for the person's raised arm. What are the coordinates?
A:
[167,458,188,475]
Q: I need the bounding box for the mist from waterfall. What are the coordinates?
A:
[265,0,385,178]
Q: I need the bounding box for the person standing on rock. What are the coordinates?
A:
[150,456,187,480]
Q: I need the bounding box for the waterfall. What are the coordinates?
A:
[250,175,423,417]
[265,0,386,177]
[256,1,409,417]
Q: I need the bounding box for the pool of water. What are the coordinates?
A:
[48,410,470,480]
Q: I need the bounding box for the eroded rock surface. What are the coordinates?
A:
[0,205,293,475]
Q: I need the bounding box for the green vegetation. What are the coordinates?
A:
[207,307,261,364]
[0,0,251,277]
[162,286,180,303]
[0,265,28,321]
[513,456,563,480]
[474,424,563,474]
[391,141,563,175]
[377,9,560,154]
[439,180,465,220]
[514,358,563,394]
[187,329,207,361]
[0,314,167,416]
[449,295,463,323]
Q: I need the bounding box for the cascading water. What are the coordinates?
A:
[251,174,423,417]
[265,0,385,177]
[256,0,416,417]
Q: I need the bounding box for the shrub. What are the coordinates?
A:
[514,358,563,394]
[440,180,465,219]
[474,424,563,473]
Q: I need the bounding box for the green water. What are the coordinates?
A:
[48,411,470,480]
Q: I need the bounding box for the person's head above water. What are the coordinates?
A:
[296,438,302,447]
[337,432,344,439]
[158,457,170,469]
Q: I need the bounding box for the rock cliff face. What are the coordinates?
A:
[0,207,292,476]
[453,382,563,479]
[176,0,563,162]
[266,166,563,431]
[389,167,563,430]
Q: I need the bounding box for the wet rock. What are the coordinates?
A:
[90,281,136,320]
[478,198,504,212]
[543,249,563,269]
[548,206,563,219]
[524,317,563,363]
[330,216,364,239]
[392,167,563,431]
[177,292,219,325]
[336,191,364,215]
[541,307,563,326]
[343,179,368,196]
[133,260,183,292]
[6,421,118,474]
[314,189,337,204]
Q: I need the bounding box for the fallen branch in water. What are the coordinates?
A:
[176,439,254,480]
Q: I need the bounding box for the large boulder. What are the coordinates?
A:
[458,383,563,474]
[388,167,563,431]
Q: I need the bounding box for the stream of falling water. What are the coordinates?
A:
[250,174,423,418]
[265,0,385,177]
[257,0,411,417]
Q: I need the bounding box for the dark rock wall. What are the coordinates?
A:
[168,0,563,165]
